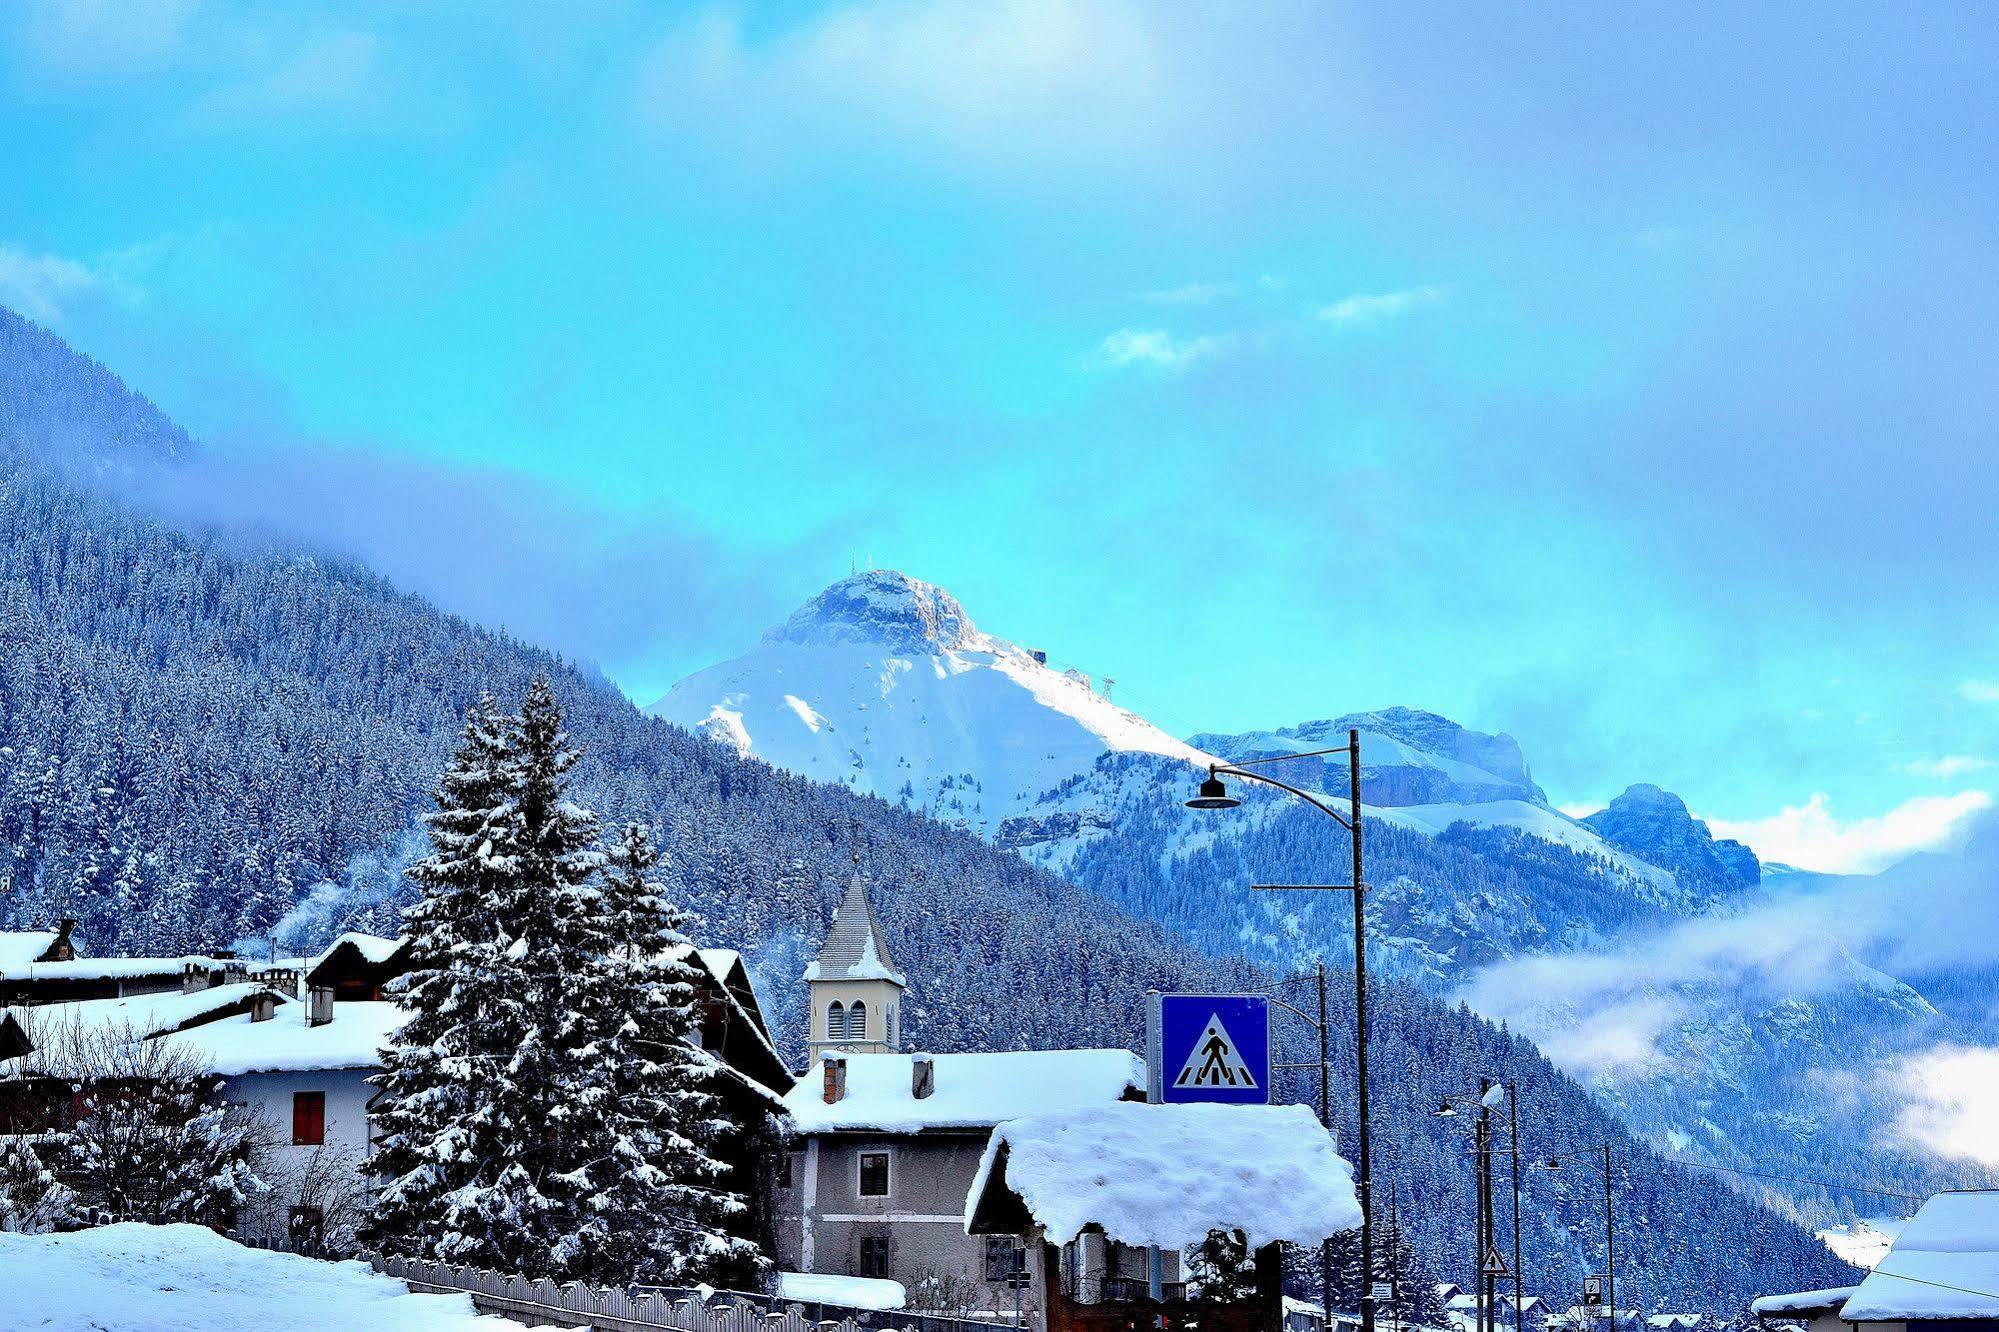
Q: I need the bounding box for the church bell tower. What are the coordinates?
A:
[804,869,906,1063]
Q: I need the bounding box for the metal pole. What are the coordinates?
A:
[1319,960,1333,1332]
[1509,1084,1523,1332]
[1604,1143,1616,1332]
[1352,729,1375,1332]
[1477,1079,1493,1332]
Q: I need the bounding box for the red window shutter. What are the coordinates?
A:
[293,1091,325,1145]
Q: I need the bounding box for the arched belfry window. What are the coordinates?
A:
[850,1000,868,1041]
[827,1001,847,1041]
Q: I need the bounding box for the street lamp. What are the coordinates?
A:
[1539,1145,1618,1331]
[1185,731,1376,1332]
[1436,1082,1526,1332]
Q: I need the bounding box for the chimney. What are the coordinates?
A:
[307,986,334,1028]
[822,1055,847,1105]
[221,960,248,987]
[911,1053,935,1100]
[250,993,276,1023]
[52,919,76,961]
[180,962,206,995]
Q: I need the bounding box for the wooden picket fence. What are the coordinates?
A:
[369,1253,1015,1332]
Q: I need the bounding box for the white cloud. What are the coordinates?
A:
[1096,328,1227,371]
[1318,285,1445,325]
[1959,679,1999,703]
[192,29,384,122]
[635,1,1178,178]
[19,0,195,77]
[1884,1044,1999,1166]
[1705,790,1993,874]
[1904,755,1994,780]
[0,244,103,323]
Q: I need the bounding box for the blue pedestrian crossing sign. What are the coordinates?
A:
[1148,994,1270,1104]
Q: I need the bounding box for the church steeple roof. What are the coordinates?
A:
[803,871,906,988]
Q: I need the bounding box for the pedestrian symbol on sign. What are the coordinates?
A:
[1173,1013,1259,1091]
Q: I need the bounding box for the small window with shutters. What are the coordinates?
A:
[828,1001,847,1041]
[293,1090,326,1146]
[858,1149,890,1197]
[849,1000,868,1040]
[860,1235,892,1278]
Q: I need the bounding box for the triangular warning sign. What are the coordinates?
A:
[1172,1013,1260,1091]
[1481,1245,1510,1278]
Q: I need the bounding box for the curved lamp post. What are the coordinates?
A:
[1185,730,1375,1332]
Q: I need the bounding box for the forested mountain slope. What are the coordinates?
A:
[0,306,1856,1315]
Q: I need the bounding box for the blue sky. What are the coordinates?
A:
[5,1,1999,870]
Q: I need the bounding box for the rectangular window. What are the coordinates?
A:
[860,1235,892,1279]
[986,1236,1028,1285]
[292,1090,325,1146]
[858,1150,890,1197]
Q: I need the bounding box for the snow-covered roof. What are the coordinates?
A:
[698,947,743,980]
[309,931,404,973]
[785,1049,1144,1133]
[964,1101,1362,1251]
[777,1271,908,1311]
[802,874,906,986]
[1842,1191,1999,1321]
[3,983,283,1057]
[165,1001,409,1077]
[1749,1287,1857,1318]
[0,931,59,972]
[0,951,228,983]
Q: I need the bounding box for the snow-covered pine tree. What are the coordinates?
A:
[486,675,615,1279]
[360,693,520,1262]
[594,820,768,1289]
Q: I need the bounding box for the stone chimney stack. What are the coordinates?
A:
[307,986,334,1027]
[911,1053,935,1100]
[250,993,277,1023]
[823,1054,848,1104]
[180,962,207,995]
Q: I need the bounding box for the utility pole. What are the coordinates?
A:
[1477,1078,1494,1332]
[1508,1084,1523,1332]
[1318,960,1333,1332]
[1351,729,1375,1332]
[1604,1143,1616,1332]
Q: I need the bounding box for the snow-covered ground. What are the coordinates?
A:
[1817,1216,1908,1269]
[0,1224,529,1332]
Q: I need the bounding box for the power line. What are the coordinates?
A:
[1856,1267,1999,1303]
[1657,1157,1931,1203]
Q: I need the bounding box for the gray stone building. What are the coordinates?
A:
[776,877,1148,1315]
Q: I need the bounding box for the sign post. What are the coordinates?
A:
[1144,992,1272,1312]
[1584,1275,1605,1316]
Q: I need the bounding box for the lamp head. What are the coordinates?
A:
[1434,1100,1458,1118]
[1185,771,1241,811]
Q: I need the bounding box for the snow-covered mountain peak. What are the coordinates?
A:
[1190,706,1546,808]
[767,570,976,652]
[1583,783,1761,891]
[648,571,1213,833]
